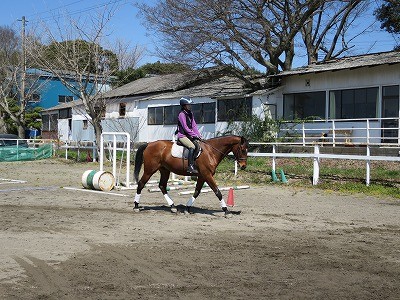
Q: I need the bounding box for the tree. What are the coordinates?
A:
[40,40,119,74]
[113,61,191,87]
[139,0,371,87]
[375,0,400,50]
[301,0,367,64]
[28,6,142,153]
[375,0,400,34]
[0,25,43,137]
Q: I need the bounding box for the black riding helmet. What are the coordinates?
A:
[180,96,193,107]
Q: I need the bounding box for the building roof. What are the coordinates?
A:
[148,75,250,101]
[42,99,83,113]
[277,50,400,76]
[102,66,233,99]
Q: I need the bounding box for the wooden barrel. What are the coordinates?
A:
[82,170,115,191]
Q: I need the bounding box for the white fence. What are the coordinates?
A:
[279,117,400,147]
[243,143,400,186]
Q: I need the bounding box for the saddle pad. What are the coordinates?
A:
[171,143,202,159]
[171,143,185,158]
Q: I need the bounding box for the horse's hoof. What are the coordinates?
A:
[224,210,233,218]
[170,205,178,213]
[133,208,140,213]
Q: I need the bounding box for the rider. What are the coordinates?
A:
[176,96,201,174]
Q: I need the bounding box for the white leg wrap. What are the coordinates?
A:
[186,196,195,207]
[134,193,141,203]
[164,194,174,206]
[220,199,227,208]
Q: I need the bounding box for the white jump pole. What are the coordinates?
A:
[100,132,131,188]
[178,185,250,196]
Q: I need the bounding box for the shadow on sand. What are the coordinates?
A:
[137,204,241,216]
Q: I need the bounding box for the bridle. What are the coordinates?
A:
[234,145,247,162]
[199,139,247,162]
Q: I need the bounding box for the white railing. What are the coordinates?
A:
[238,143,400,186]
[278,117,400,147]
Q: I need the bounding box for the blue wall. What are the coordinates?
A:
[26,69,96,109]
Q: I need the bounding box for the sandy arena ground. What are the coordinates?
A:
[0,158,399,299]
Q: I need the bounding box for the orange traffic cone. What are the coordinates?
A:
[227,188,234,207]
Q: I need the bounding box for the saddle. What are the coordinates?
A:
[171,141,202,159]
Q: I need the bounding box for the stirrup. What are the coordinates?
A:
[187,165,198,174]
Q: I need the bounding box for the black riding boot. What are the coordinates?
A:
[187,148,198,174]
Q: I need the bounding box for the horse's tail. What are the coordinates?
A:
[134,143,148,183]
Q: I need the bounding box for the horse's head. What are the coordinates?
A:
[233,136,249,170]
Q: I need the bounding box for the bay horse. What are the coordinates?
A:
[133,135,249,216]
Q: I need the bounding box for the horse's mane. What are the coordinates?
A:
[206,135,243,141]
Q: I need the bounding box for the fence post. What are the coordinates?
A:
[366,145,371,186]
[313,144,320,185]
[234,161,238,177]
[302,122,306,146]
[332,120,336,147]
[100,135,104,171]
[272,144,276,172]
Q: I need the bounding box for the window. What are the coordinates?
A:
[28,93,40,103]
[164,106,182,125]
[58,95,73,103]
[94,106,106,119]
[119,103,126,117]
[148,107,164,125]
[59,108,72,119]
[329,87,378,119]
[83,120,88,130]
[50,114,58,131]
[283,92,325,120]
[192,103,216,124]
[42,113,58,131]
[217,97,252,121]
[42,115,50,131]
[148,103,216,126]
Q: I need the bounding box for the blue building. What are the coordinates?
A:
[35,68,114,140]
[26,68,88,109]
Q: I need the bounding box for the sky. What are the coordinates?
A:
[0,0,398,69]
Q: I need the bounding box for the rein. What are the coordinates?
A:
[199,139,246,162]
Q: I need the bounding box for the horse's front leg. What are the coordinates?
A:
[158,168,177,213]
[203,175,230,216]
[186,177,205,214]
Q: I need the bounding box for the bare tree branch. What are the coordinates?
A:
[28,5,141,152]
[139,0,375,86]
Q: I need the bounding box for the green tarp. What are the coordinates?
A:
[0,144,53,162]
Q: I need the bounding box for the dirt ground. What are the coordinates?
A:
[0,159,399,300]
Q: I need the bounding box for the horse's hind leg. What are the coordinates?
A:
[158,168,177,213]
[186,177,205,213]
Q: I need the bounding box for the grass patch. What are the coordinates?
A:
[216,156,400,199]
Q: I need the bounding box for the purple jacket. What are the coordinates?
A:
[177,110,200,139]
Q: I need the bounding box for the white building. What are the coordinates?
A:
[44,51,400,145]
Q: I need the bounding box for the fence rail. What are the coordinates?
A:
[278,117,400,147]
[243,142,400,186]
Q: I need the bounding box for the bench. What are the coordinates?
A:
[328,129,353,144]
